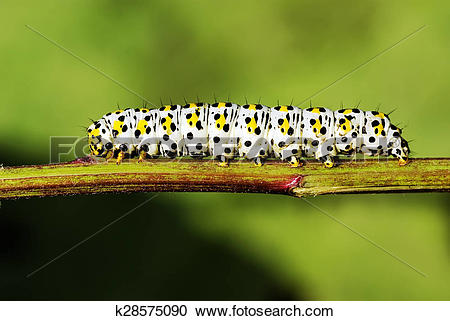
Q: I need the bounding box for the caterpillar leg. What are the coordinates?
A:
[116,144,129,165]
[138,150,147,163]
[217,155,229,167]
[288,156,303,168]
[319,155,335,168]
[398,156,409,166]
[253,157,264,167]
[105,150,114,162]
[116,151,125,165]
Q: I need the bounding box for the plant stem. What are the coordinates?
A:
[0,157,448,200]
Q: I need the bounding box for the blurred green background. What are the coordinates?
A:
[0,0,448,300]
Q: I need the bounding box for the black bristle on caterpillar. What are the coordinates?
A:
[87,103,410,167]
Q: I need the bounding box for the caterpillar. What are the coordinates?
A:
[87,103,410,167]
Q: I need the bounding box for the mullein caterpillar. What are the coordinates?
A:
[87,103,410,167]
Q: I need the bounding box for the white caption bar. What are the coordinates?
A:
[0,301,448,321]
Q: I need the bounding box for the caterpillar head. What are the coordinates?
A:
[87,120,112,157]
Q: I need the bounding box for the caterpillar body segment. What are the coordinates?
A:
[109,108,137,150]
[157,104,183,159]
[87,102,410,167]
[136,108,160,161]
[360,110,390,158]
[233,104,271,166]
[334,108,365,156]
[208,102,239,166]
[301,107,336,168]
[268,105,302,167]
[181,103,209,158]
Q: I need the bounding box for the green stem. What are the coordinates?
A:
[0,157,448,199]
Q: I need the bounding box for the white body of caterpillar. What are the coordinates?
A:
[87,103,409,167]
